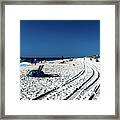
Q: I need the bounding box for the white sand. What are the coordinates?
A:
[20,57,100,100]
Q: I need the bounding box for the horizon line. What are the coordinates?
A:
[20,54,100,58]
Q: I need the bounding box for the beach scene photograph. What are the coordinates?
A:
[20,20,100,100]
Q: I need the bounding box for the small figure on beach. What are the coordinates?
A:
[34,59,37,65]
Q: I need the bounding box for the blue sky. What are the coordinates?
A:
[20,20,100,57]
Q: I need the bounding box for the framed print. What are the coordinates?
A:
[0,0,120,119]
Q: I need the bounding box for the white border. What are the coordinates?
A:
[5,5,115,115]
